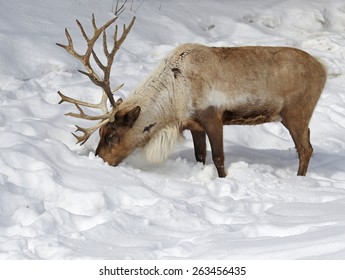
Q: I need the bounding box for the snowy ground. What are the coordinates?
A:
[1,0,345,259]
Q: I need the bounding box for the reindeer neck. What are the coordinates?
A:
[124,62,189,134]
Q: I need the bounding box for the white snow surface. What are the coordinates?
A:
[1,0,345,260]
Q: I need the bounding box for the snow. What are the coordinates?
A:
[1,0,345,259]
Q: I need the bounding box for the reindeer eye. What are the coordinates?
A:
[109,122,116,129]
[107,133,120,145]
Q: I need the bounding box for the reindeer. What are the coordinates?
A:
[57,14,326,178]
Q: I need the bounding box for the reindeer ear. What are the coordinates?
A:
[115,106,141,128]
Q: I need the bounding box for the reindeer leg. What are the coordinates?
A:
[191,130,206,164]
[201,111,226,178]
[282,120,313,176]
[293,127,313,176]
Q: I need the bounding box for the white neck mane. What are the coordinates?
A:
[142,124,182,163]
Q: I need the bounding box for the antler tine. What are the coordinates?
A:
[66,103,112,121]
[73,118,110,145]
[56,29,81,59]
[76,19,90,43]
[58,90,107,111]
[91,13,97,30]
[120,17,136,46]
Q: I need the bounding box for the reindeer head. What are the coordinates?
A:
[57,8,137,165]
[95,106,141,166]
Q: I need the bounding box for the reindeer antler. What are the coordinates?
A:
[57,11,135,145]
